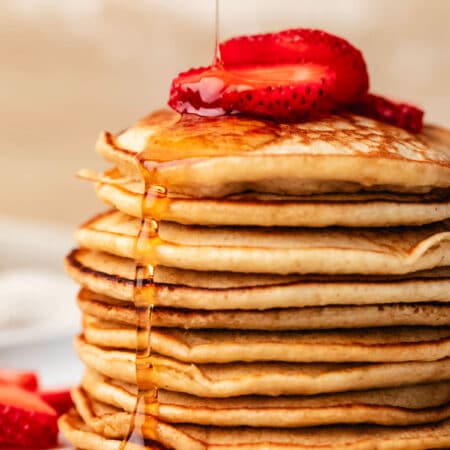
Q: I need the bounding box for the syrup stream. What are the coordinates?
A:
[120,182,168,448]
[214,0,222,65]
[120,3,221,447]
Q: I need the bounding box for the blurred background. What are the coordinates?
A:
[0,0,449,386]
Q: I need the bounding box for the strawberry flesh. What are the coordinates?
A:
[0,384,58,448]
[0,369,39,392]
[219,28,369,103]
[349,93,424,133]
[40,389,73,416]
[169,28,424,133]
[170,29,368,121]
[169,63,337,121]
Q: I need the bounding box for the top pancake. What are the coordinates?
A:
[97,110,450,197]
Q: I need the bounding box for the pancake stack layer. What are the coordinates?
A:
[61,111,450,449]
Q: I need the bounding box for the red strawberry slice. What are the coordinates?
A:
[40,389,73,416]
[349,93,424,133]
[219,28,369,103]
[0,384,58,448]
[169,63,337,121]
[0,369,39,392]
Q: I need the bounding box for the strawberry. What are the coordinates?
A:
[0,384,58,448]
[40,389,73,416]
[169,29,369,121]
[169,28,424,132]
[349,93,424,133]
[219,28,369,103]
[0,369,39,392]
[169,63,338,121]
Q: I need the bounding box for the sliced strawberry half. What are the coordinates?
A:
[349,93,424,132]
[219,28,369,103]
[40,388,73,416]
[0,369,39,392]
[0,384,58,448]
[169,63,337,121]
[169,28,424,131]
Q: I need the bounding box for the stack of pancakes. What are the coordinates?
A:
[60,111,450,449]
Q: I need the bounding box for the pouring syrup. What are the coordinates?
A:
[120,3,222,447]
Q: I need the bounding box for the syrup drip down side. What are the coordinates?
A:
[120,173,169,448]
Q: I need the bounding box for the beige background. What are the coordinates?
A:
[1,0,449,225]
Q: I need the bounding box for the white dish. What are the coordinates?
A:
[0,219,81,446]
[0,268,79,348]
[0,218,79,348]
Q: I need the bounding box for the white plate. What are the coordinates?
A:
[0,218,79,348]
[0,218,82,445]
[0,268,79,348]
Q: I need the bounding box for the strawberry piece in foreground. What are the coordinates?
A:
[219,28,369,103]
[0,384,58,448]
[169,63,337,121]
[349,93,424,133]
[0,369,39,392]
[40,389,73,416]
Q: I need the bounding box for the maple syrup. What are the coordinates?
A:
[138,113,278,164]
[214,0,222,65]
[120,3,223,447]
[119,181,167,448]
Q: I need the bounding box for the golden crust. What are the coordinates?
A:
[97,111,450,197]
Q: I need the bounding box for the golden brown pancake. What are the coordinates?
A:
[61,109,450,450]
[75,336,450,397]
[82,316,450,364]
[78,289,450,330]
[59,408,450,450]
[80,369,450,427]
[66,249,450,309]
[90,168,450,227]
[97,111,450,197]
[75,210,450,274]
[59,412,124,450]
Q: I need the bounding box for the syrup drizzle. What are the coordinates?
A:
[121,3,221,447]
[120,181,167,448]
[214,0,222,65]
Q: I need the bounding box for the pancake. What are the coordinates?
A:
[82,316,450,364]
[91,169,450,227]
[97,110,450,197]
[75,337,450,397]
[59,409,450,450]
[59,412,125,450]
[81,370,450,427]
[78,289,450,330]
[63,107,450,449]
[76,210,450,274]
[66,249,450,309]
